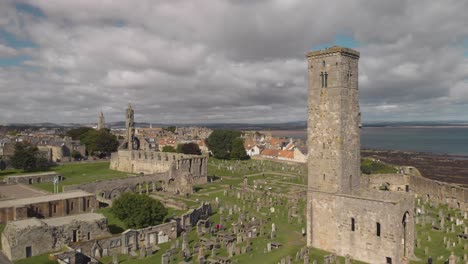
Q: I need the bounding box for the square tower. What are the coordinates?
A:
[307,46,361,194]
[306,47,415,264]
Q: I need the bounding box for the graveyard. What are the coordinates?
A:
[4,157,467,264]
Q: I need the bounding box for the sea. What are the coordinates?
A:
[266,127,468,156]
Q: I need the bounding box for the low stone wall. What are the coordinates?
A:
[364,173,467,211]
[3,172,61,185]
[409,175,467,211]
[363,173,409,192]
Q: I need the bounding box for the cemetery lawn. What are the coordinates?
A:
[14,252,56,264]
[10,158,466,264]
[31,162,129,193]
[410,203,466,264]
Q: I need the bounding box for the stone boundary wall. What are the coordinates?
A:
[252,155,306,165]
[3,172,61,185]
[363,173,409,192]
[363,173,467,211]
[409,175,467,211]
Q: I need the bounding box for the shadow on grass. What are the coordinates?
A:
[108,224,125,234]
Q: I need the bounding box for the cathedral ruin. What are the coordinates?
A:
[306,46,415,263]
[108,104,208,196]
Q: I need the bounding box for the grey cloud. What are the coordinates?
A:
[0,0,467,124]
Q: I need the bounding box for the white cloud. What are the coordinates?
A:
[0,0,467,124]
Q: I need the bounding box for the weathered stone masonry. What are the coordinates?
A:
[0,190,97,224]
[64,151,208,200]
[306,46,415,264]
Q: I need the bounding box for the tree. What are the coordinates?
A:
[176,143,201,155]
[66,127,95,140]
[80,129,119,157]
[162,146,176,153]
[111,192,168,229]
[71,150,83,161]
[10,142,50,171]
[230,138,249,160]
[165,126,176,133]
[205,130,241,159]
[94,130,119,156]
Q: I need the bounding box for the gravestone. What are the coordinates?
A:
[161,253,170,264]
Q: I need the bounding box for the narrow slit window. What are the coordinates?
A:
[320,72,324,88]
[351,218,355,231]
[376,222,381,237]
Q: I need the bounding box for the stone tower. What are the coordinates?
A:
[125,103,135,150]
[307,46,360,194]
[97,111,105,130]
[306,47,415,264]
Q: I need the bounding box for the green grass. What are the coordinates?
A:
[31,162,129,192]
[96,207,127,234]
[0,168,25,180]
[14,253,56,264]
[361,158,397,174]
[410,202,466,264]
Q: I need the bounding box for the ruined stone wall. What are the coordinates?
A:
[70,221,178,259]
[63,173,169,200]
[180,202,212,229]
[363,173,409,192]
[26,196,97,219]
[110,150,174,174]
[4,172,60,184]
[1,214,110,261]
[409,175,467,211]
[0,194,97,224]
[66,206,219,261]
[309,191,415,264]
[74,150,209,197]
[362,173,467,210]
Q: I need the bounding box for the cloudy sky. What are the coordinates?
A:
[0,0,467,124]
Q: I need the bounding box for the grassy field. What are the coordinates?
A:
[2,162,129,193]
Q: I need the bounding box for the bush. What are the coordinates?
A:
[361,159,396,174]
[176,143,201,155]
[111,193,168,229]
[162,146,176,153]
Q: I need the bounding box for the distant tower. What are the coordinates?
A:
[125,103,135,150]
[97,111,105,130]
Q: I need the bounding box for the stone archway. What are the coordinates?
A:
[110,189,121,200]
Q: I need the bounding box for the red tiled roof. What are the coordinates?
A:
[278,150,294,159]
[261,149,279,157]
